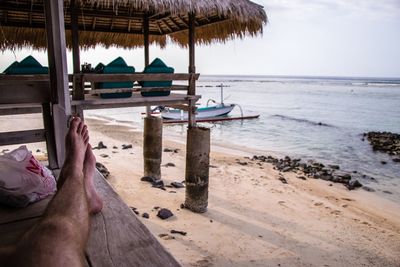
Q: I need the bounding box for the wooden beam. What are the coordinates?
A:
[110,17,114,30]
[0,81,50,104]
[92,17,96,30]
[143,15,149,67]
[0,105,42,116]
[70,0,80,75]
[188,14,196,75]
[88,85,188,95]
[42,103,58,169]
[0,129,46,146]
[160,20,173,33]
[169,17,182,30]
[81,73,199,82]
[44,0,71,167]
[71,93,200,111]
[176,16,189,28]
[188,12,196,127]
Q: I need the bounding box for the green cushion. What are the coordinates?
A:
[3,56,48,74]
[97,57,135,99]
[140,58,174,96]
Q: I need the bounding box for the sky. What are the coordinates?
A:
[1,0,400,78]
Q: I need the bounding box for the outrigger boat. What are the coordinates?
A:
[160,84,237,120]
[161,103,235,120]
[146,84,260,123]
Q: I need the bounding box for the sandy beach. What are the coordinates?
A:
[1,114,400,267]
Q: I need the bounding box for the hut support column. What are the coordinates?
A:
[143,117,163,180]
[141,15,162,179]
[185,127,210,213]
[143,15,151,116]
[185,12,211,213]
[71,0,84,118]
[188,12,196,127]
[44,0,71,167]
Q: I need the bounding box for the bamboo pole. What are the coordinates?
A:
[143,116,163,180]
[185,127,210,213]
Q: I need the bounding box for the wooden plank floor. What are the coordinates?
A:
[0,171,180,267]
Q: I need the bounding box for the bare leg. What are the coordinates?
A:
[84,145,103,214]
[7,117,91,266]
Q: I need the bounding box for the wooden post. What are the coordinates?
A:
[188,12,196,127]
[185,127,210,213]
[71,0,84,118]
[143,15,151,116]
[42,103,58,170]
[144,15,150,68]
[143,117,163,180]
[44,0,71,167]
[71,0,80,77]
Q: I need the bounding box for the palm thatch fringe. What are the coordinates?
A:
[0,0,267,50]
[0,26,167,51]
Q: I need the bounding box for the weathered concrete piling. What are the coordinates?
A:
[185,127,210,213]
[143,116,163,180]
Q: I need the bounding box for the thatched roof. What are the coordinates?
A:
[0,0,267,51]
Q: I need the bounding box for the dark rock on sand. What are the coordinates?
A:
[383,190,393,194]
[252,154,370,191]
[346,179,363,190]
[171,182,185,188]
[328,164,340,170]
[362,186,376,192]
[278,176,288,184]
[95,162,110,178]
[122,144,132,150]
[142,213,149,219]
[141,176,165,189]
[157,208,174,220]
[130,207,139,215]
[171,230,187,236]
[164,162,176,167]
[164,148,180,153]
[393,158,400,163]
[100,154,109,158]
[94,141,107,150]
[113,146,118,149]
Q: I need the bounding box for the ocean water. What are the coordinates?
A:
[86,75,400,201]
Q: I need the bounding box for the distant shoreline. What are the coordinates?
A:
[200,74,400,82]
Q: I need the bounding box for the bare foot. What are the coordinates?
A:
[64,117,89,175]
[83,145,103,214]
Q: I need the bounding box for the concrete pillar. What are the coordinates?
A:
[143,117,163,179]
[185,127,210,213]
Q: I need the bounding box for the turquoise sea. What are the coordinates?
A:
[87,75,400,202]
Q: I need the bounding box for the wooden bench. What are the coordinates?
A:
[0,171,180,266]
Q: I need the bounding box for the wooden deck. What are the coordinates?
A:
[0,171,181,267]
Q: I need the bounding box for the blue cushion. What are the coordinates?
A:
[97,57,135,99]
[3,56,48,74]
[140,58,174,97]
